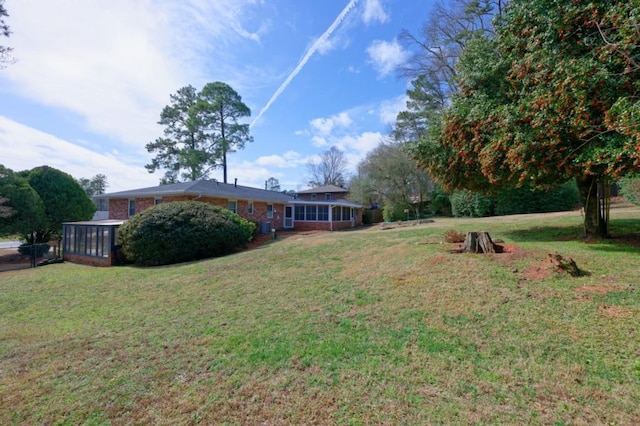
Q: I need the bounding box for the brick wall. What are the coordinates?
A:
[108,196,287,230]
[109,199,129,220]
[63,253,114,267]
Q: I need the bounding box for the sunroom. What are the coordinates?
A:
[289,199,363,231]
[62,220,125,266]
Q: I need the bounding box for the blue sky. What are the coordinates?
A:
[0,0,435,192]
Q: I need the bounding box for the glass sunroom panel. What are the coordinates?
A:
[333,206,342,221]
[342,207,350,220]
[77,227,86,254]
[101,228,110,257]
[317,206,329,221]
[87,227,96,255]
[305,205,317,221]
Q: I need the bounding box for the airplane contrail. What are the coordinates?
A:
[250,0,360,129]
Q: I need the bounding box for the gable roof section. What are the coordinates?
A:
[97,180,294,204]
[296,184,348,194]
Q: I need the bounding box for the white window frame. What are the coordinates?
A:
[247,200,254,214]
[266,204,274,218]
[227,200,237,214]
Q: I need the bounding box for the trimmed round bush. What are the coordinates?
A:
[117,201,257,266]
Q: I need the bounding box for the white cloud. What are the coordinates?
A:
[283,150,301,161]
[366,39,408,78]
[379,94,408,124]
[363,0,389,25]
[331,131,383,157]
[1,0,265,148]
[255,153,303,168]
[309,112,354,135]
[0,117,159,192]
[311,135,329,147]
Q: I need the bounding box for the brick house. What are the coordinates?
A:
[63,180,362,265]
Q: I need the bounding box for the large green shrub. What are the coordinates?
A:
[448,182,579,218]
[494,181,580,215]
[117,201,256,266]
[429,185,452,216]
[450,190,494,217]
[382,202,409,222]
[619,175,640,205]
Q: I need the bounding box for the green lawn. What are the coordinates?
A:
[1,206,639,424]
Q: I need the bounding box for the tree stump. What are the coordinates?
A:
[461,231,498,253]
[548,253,581,276]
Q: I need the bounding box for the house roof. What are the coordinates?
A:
[97,180,295,204]
[63,219,126,226]
[290,199,362,208]
[296,185,348,194]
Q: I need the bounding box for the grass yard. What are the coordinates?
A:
[1,205,639,424]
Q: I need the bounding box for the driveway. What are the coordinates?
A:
[0,241,21,249]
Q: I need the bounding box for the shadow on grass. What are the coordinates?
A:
[502,225,583,243]
[502,217,640,253]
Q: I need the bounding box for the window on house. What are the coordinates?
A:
[325,193,331,200]
[305,205,317,221]
[227,200,237,214]
[342,207,350,220]
[95,199,108,211]
[154,198,163,205]
[266,204,274,218]
[317,206,329,221]
[311,194,317,201]
[333,206,342,221]
[247,201,254,214]
[128,199,136,217]
[295,205,305,220]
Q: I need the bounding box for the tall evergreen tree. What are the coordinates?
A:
[199,82,252,184]
[146,83,252,184]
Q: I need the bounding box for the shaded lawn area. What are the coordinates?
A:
[1,207,639,424]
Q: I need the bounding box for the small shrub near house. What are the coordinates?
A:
[17,243,50,257]
[117,201,256,266]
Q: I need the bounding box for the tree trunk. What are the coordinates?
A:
[461,231,497,253]
[576,175,609,238]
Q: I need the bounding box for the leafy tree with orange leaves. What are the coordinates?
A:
[413,0,640,237]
